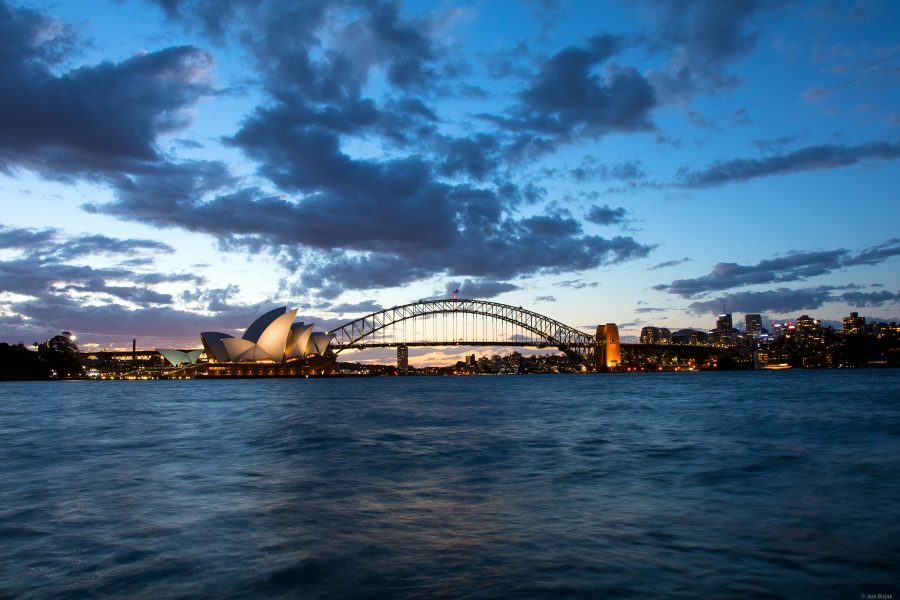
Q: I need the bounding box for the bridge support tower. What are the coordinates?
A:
[595,323,621,371]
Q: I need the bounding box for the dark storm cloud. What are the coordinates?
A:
[657,240,900,297]
[586,205,629,226]
[98,145,654,296]
[153,1,439,100]
[78,1,658,300]
[482,35,656,158]
[284,220,652,296]
[687,286,838,315]
[0,1,213,176]
[677,141,900,188]
[438,134,503,180]
[645,0,763,102]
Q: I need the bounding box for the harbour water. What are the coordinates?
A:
[2,371,899,598]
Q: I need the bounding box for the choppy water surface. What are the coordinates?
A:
[2,371,899,599]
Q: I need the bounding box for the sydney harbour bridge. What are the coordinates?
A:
[159,298,719,378]
[327,298,621,370]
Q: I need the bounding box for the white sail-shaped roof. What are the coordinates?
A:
[242,306,287,343]
[200,332,234,363]
[222,338,275,362]
[200,307,332,364]
[286,323,315,359]
[255,308,298,363]
[308,332,334,356]
[157,348,202,366]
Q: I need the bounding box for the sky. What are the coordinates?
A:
[0,0,898,364]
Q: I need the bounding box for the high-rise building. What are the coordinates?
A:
[397,345,409,371]
[843,312,865,335]
[745,314,762,337]
[795,314,819,336]
[716,313,733,333]
[640,326,658,344]
[640,326,672,344]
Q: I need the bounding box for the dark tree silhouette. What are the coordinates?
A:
[34,332,84,379]
[0,343,51,379]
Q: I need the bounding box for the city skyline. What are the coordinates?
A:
[1,0,898,362]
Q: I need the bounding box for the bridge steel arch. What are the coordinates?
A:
[328,298,598,364]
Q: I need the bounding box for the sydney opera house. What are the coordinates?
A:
[198,307,335,376]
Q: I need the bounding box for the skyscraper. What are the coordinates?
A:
[397,345,409,371]
[716,313,733,333]
[745,314,762,337]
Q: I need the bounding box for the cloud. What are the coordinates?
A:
[72,2,657,301]
[677,141,900,188]
[656,241,900,297]
[329,300,383,314]
[645,0,764,102]
[98,162,654,297]
[487,35,656,152]
[0,225,200,302]
[0,224,175,263]
[0,224,261,346]
[438,134,503,181]
[839,290,900,307]
[557,279,599,289]
[0,2,213,177]
[535,295,556,302]
[648,257,691,270]
[687,286,838,315]
[570,157,646,182]
[844,238,900,266]
[586,204,629,226]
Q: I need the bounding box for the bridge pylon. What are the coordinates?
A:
[595,323,621,371]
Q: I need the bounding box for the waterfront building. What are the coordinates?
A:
[843,312,865,335]
[397,345,409,371]
[639,326,671,344]
[671,328,708,345]
[201,307,334,363]
[156,348,202,367]
[716,313,733,333]
[745,314,762,337]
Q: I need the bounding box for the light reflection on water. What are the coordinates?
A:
[1,371,899,598]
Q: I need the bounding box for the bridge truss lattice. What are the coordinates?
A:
[328,299,597,364]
